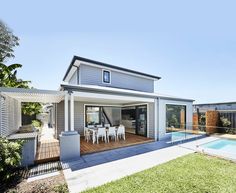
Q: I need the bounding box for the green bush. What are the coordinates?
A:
[199,114,206,126]
[0,137,24,182]
[32,119,41,128]
[219,117,236,134]
[53,183,69,193]
[220,117,231,128]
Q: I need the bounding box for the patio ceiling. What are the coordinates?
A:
[0,87,65,103]
[73,91,155,105]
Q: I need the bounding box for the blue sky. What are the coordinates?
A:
[1,0,236,104]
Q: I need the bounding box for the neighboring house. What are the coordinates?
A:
[0,56,194,160]
[194,102,236,113]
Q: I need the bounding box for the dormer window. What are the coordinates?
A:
[102,70,111,84]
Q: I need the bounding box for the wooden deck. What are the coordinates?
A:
[81,132,154,155]
[35,139,60,164]
[35,133,154,163]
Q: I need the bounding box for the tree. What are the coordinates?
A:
[0,20,19,62]
[22,102,42,116]
[0,20,42,116]
[0,63,30,88]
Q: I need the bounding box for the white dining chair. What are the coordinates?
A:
[96,127,107,144]
[107,127,116,142]
[84,127,92,142]
[117,125,126,140]
[104,124,110,127]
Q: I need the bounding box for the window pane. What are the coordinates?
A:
[166,104,186,132]
[86,107,100,125]
[103,71,110,83]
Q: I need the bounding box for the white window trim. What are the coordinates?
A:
[102,69,111,84]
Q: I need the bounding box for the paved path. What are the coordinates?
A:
[62,142,194,193]
[40,123,55,141]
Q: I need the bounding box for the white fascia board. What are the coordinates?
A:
[73,91,155,103]
[64,65,78,83]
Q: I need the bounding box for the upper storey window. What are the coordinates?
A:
[102,70,111,84]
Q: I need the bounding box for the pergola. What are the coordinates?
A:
[0,87,71,132]
[0,87,65,103]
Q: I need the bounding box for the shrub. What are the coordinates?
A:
[0,137,24,182]
[219,117,235,134]
[220,117,231,128]
[199,114,206,125]
[32,119,41,128]
[53,183,69,193]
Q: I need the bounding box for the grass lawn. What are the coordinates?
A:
[83,153,236,193]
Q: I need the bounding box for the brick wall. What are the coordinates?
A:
[193,113,199,130]
[206,111,219,134]
[180,109,185,129]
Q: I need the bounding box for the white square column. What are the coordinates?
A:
[60,91,80,161]
[64,91,69,132]
[70,93,74,131]
[154,98,158,141]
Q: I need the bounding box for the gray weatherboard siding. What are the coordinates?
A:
[79,64,154,93]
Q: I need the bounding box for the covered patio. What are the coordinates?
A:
[63,88,157,156]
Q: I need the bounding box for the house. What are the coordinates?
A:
[194,102,236,113]
[0,56,194,162]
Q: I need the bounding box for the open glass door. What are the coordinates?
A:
[136,105,147,137]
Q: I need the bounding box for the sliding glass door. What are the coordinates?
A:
[136,105,147,137]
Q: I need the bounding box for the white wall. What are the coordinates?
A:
[157,98,193,140]
[68,70,78,84]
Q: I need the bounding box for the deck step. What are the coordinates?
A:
[35,156,60,164]
[35,139,60,164]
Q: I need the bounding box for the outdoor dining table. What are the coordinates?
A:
[88,127,117,144]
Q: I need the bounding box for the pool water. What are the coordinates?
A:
[202,139,236,155]
[171,131,199,141]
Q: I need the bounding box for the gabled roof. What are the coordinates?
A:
[63,55,161,81]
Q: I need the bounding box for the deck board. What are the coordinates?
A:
[81,133,154,155]
[35,139,60,164]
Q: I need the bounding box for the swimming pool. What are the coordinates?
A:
[171,131,201,142]
[201,139,236,155]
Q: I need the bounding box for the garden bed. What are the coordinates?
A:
[3,171,68,193]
